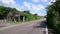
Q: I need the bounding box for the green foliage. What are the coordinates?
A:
[12,8,20,14]
[47,0,60,33]
[0,6,21,19]
[22,11,41,21]
[0,6,12,19]
[0,6,41,21]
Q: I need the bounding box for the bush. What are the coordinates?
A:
[47,0,60,33]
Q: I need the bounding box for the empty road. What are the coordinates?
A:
[0,18,46,34]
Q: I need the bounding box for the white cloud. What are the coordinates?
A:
[51,0,56,2]
[41,0,48,2]
[0,0,46,16]
[0,0,22,11]
[0,0,16,7]
[47,0,56,5]
[23,1,45,14]
[32,0,39,3]
[37,5,45,10]
[30,4,45,14]
[32,0,56,4]
[2,0,15,4]
[41,0,56,3]
[23,1,31,9]
[32,0,49,3]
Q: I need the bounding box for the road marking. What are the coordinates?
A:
[46,26,48,34]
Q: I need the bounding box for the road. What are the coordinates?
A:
[0,18,46,34]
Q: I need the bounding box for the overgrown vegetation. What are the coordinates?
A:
[0,6,41,23]
[22,10,41,21]
[47,0,60,34]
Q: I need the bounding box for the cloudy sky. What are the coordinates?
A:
[0,0,56,16]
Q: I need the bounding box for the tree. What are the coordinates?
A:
[0,6,20,19]
[0,6,12,19]
[47,0,60,33]
[12,8,20,14]
[23,10,31,14]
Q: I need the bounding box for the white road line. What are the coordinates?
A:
[46,26,48,34]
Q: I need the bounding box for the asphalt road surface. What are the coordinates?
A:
[0,18,46,34]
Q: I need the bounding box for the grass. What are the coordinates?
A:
[6,18,42,24]
[6,20,23,24]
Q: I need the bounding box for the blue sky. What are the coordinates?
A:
[0,0,56,16]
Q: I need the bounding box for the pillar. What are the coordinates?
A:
[18,16,20,21]
[23,16,25,22]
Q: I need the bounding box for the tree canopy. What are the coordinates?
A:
[47,0,60,33]
[0,6,12,19]
[0,6,21,19]
[0,6,41,21]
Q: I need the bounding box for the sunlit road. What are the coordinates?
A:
[0,18,46,34]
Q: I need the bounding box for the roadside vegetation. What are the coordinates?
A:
[47,0,60,34]
[0,6,41,24]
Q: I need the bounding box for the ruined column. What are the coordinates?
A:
[23,16,25,22]
[18,15,20,21]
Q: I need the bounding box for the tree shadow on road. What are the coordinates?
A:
[43,31,46,34]
[33,20,46,34]
[33,21,46,28]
